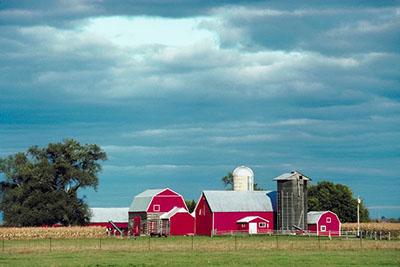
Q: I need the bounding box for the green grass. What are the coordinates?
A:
[0,250,399,266]
[0,235,399,266]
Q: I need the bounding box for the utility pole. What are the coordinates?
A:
[357,195,360,237]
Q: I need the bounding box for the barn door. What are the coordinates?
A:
[249,223,257,234]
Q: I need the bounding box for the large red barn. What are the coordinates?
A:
[128,188,189,235]
[195,191,275,236]
[307,211,341,236]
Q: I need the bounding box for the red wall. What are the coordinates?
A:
[90,222,128,228]
[195,195,213,236]
[309,211,341,236]
[214,212,274,235]
[170,213,195,235]
[147,189,187,213]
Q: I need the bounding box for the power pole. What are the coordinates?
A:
[357,195,360,237]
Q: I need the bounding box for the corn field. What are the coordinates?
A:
[0,226,107,240]
[342,223,400,239]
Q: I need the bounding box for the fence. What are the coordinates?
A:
[0,231,399,254]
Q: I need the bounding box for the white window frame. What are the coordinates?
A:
[259,222,266,228]
[326,217,331,223]
[320,225,326,232]
[153,204,160,212]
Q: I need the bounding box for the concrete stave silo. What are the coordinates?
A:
[233,166,254,191]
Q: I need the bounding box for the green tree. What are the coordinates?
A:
[0,139,107,226]
[308,181,370,223]
[221,172,262,190]
[185,199,197,213]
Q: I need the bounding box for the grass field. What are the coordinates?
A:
[0,249,399,266]
[0,235,399,266]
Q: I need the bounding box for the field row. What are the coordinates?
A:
[0,235,399,254]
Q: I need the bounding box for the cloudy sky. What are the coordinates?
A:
[1,0,399,218]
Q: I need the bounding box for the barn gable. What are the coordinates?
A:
[129,188,185,213]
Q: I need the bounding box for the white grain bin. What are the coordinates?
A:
[233,166,254,191]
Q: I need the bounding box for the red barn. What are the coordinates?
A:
[307,211,341,236]
[195,191,274,236]
[160,207,195,235]
[128,188,188,235]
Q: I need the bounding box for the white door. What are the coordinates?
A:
[249,223,257,234]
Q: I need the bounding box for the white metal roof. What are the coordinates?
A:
[236,216,269,224]
[272,171,311,181]
[129,188,166,212]
[307,211,329,224]
[90,207,129,223]
[202,190,274,212]
[160,207,191,219]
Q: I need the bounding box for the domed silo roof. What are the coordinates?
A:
[233,166,254,177]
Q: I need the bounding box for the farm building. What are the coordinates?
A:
[128,188,191,235]
[195,190,275,236]
[274,171,310,232]
[237,216,271,234]
[160,207,195,235]
[307,211,341,236]
[89,207,129,233]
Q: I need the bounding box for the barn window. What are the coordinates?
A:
[241,224,246,227]
[202,205,206,216]
[259,222,266,228]
[326,217,331,223]
[153,204,160,212]
[320,225,326,232]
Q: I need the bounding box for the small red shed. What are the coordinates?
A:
[307,211,341,236]
[160,207,195,235]
[128,188,188,235]
[236,216,271,234]
[195,190,274,236]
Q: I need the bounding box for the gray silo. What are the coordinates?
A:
[273,171,311,232]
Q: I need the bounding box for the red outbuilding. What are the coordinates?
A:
[236,216,271,234]
[160,207,195,235]
[307,211,341,236]
[128,188,189,235]
[195,191,275,236]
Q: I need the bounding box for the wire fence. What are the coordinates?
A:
[1,230,399,254]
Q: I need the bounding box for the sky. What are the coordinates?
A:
[0,0,399,219]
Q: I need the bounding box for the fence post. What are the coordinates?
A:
[276,233,278,249]
[148,235,151,250]
[235,235,237,251]
[379,231,382,240]
[359,231,362,249]
[99,238,102,250]
[2,238,4,253]
[374,231,377,240]
[388,232,391,241]
[50,237,52,252]
[192,235,194,251]
[318,234,320,250]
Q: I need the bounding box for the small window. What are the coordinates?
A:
[326,217,331,223]
[202,205,206,216]
[199,209,202,216]
[241,223,246,227]
[259,222,266,228]
[321,225,326,232]
[153,204,160,212]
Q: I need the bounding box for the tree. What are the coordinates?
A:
[185,199,197,213]
[308,181,370,223]
[0,139,107,226]
[221,172,262,190]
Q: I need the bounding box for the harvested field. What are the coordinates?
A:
[0,226,107,240]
